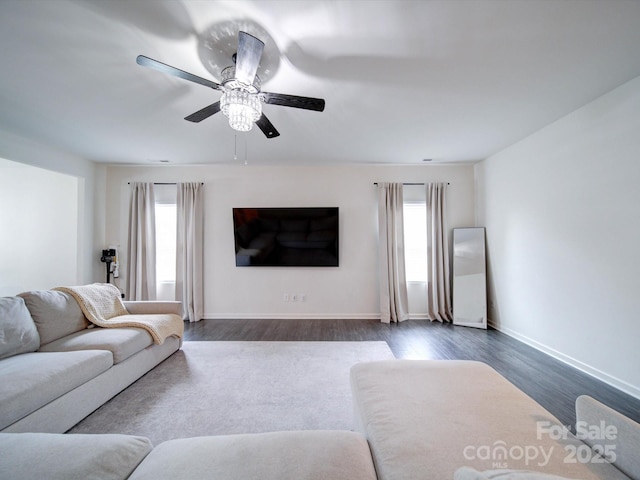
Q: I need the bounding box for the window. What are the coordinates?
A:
[155,203,176,283]
[154,184,177,300]
[403,201,428,282]
[402,185,430,317]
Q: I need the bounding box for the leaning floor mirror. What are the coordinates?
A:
[452,227,487,329]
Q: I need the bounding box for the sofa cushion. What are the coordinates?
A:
[38,326,153,364]
[18,290,88,345]
[0,432,152,480]
[0,296,40,360]
[129,430,377,480]
[0,350,113,430]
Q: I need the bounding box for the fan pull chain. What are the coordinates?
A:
[232,133,249,165]
[233,134,238,161]
[245,135,248,165]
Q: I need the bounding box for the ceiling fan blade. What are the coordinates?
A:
[184,101,221,123]
[261,92,325,112]
[235,31,264,86]
[136,55,221,91]
[255,114,280,138]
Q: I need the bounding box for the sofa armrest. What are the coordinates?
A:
[576,395,640,480]
[0,432,152,480]
[123,301,182,317]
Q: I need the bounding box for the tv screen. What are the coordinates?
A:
[233,207,339,267]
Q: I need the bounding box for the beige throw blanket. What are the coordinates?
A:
[54,283,183,345]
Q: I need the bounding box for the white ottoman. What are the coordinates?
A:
[350,360,629,480]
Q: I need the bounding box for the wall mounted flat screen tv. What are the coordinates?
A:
[233,207,339,267]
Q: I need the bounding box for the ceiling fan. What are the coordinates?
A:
[136,31,325,139]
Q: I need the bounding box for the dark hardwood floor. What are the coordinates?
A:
[183,318,640,428]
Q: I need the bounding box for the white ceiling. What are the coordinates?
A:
[2,0,640,166]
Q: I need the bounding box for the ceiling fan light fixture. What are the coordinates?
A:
[220,89,261,132]
[137,31,323,139]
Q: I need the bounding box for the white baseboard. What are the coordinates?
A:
[202,313,382,320]
[489,320,640,400]
[204,313,434,321]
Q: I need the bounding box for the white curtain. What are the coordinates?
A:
[426,182,452,322]
[176,182,204,322]
[126,182,156,300]
[377,182,409,323]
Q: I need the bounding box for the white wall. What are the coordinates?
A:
[0,129,106,287]
[476,76,640,398]
[106,164,475,319]
[0,158,78,295]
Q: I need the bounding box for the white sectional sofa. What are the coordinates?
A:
[1,299,639,480]
[0,290,182,433]
[1,361,638,480]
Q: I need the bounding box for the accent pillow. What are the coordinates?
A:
[0,296,40,359]
[454,467,581,480]
[18,290,88,345]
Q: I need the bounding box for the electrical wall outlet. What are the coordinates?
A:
[284,293,306,303]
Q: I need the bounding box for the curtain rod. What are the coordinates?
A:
[373,182,450,185]
[127,182,204,185]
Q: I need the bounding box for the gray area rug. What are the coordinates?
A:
[69,341,395,444]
